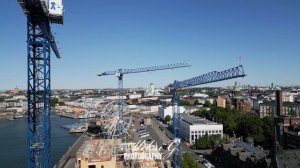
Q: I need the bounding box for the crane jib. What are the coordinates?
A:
[169,65,246,89]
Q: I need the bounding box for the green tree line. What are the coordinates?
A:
[194,134,228,149]
[50,98,65,107]
[192,107,273,147]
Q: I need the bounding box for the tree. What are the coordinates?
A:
[180,100,191,106]
[204,100,211,107]
[236,113,265,143]
[195,133,208,149]
[165,115,171,123]
[182,152,202,168]
[131,98,138,103]
[194,134,227,149]
[50,98,59,107]
[194,99,200,106]
[288,110,297,117]
[261,117,274,147]
[58,101,65,106]
[223,115,236,134]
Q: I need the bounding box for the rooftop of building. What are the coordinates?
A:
[276,149,300,168]
[76,139,121,162]
[222,141,269,162]
[260,101,300,107]
[134,160,162,168]
[181,115,221,126]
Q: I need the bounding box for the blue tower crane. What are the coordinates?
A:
[168,65,246,168]
[97,63,191,138]
[17,0,64,167]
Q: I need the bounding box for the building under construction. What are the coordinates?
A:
[75,139,165,168]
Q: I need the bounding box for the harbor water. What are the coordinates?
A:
[0,115,81,168]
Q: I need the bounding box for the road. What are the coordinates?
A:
[132,115,170,146]
[147,114,208,167]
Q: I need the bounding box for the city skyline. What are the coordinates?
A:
[0,0,299,89]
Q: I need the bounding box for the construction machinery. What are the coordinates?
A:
[97,63,191,139]
[168,65,246,168]
[17,0,64,167]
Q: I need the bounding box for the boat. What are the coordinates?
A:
[7,113,24,120]
[7,115,15,121]
[69,123,88,133]
[13,114,24,119]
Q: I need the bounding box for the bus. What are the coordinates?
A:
[139,134,150,138]
[139,132,149,136]
[138,128,146,132]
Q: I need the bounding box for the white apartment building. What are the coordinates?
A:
[180,115,223,144]
[268,92,294,102]
[128,94,142,99]
[259,101,300,118]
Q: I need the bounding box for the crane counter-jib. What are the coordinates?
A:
[18,0,64,24]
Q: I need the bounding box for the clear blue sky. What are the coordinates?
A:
[0,0,299,89]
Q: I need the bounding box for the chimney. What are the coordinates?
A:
[273,90,283,151]
[276,90,283,116]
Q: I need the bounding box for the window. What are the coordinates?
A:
[191,135,194,140]
[212,130,215,133]
[202,131,204,133]
[88,165,96,168]
[101,166,104,168]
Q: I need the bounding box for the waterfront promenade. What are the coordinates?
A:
[54,133,89,168]
[53,133,90,168]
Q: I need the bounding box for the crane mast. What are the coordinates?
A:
[18,0,63,167]
[98,63,191,139]
[168,65,246,168]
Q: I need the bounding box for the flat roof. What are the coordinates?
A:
[76,139,121,162]
[181,115,221,125]
[222,141,269,161]
[276,149,300,168]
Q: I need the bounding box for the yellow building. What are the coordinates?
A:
[76,139,121,168]
[216,96,226,108]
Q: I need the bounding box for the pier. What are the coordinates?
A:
[54,133,89,168]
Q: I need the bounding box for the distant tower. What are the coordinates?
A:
[276,90,283,116]
[146,83,160,97]
[274,89,283,151]
[150,83,155,96]
[271,82,274,89]
[232,82,241,97]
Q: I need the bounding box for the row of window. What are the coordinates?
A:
[191,130,222,134]
[88,165,104,168]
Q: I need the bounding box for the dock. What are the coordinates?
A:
[53,133,89,168]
